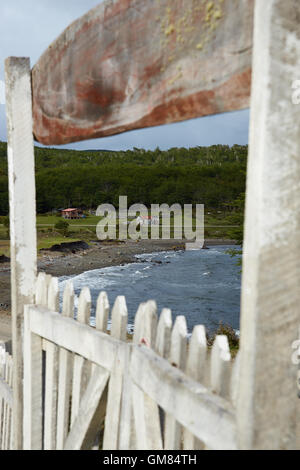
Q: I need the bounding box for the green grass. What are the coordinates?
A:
[0,210,242,258]
[37,236,84,251]
[37,215,102,226]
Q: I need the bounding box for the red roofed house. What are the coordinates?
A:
[61,208,82,219]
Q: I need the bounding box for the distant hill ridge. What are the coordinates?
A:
[0,141,247,215]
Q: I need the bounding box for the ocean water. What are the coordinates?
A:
[59,246,241,334]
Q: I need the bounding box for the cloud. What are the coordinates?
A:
[0,81,5,105]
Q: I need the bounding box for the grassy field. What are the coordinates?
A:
[0,210,241,257]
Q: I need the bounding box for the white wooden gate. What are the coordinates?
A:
[3,0,300,450]
[23,273,240,450]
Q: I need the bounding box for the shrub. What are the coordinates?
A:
[54,219,69,236]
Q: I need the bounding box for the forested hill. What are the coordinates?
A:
[0,142,247,214]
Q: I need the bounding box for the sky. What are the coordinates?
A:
[0,0,249,151]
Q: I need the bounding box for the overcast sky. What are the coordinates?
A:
[0,0,249,151]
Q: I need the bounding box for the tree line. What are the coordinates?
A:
[0,142,247,214]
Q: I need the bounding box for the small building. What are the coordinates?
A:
[61,208,83,219]
[136,215,159,226]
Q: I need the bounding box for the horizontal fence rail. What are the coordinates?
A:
[21,272,240,450]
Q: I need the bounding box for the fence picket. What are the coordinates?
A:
[23,304,43,450]
[230,351,241,407]
[131,301,162,450]
[56,281,75,449]
[155,309,172,359]
[71,287,91,426]
[183,325,207,450]
[44,277,59,450]
[96,291,109,333]
[35,272,48,306]
[103,296,128,450]
[211,335,231,399]
[164,316,187,450]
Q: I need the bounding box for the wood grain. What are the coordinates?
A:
[32,0,254,145]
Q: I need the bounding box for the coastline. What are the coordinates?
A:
[0,238,236,341]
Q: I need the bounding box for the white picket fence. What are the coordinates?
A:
[0,343,13,450]
[21,272,240,450]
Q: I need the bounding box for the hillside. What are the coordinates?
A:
[0,142,247,216]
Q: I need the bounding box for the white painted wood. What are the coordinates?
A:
[132,381,163,450]
[71,287,91,426]
[130,345,237,450]
[23,305,43,450]
[133,300,157,347]
[238,0,300,450]
[155,308,172,359]
[230,352,241,407]
[131,301,161,449]
[210,335,231,399]
[4,355,13,450]
[56,281,75,450]
[110,296,128,341]
[64,366,109,450]
[43,277,60,449]
[133,302,146,345]
[103,297,128,450]
[102,351,125,450]
[47,277,59,312]
[35,272,48,306]
[26,306,125,370]
[44,342,59,450]
[96,291,109,332]
[2,355,10,449]
[5,57,37,449]
[0,378,13,408]
[183,325,207,450]
[164,316,187,450]
[118,344,133,450]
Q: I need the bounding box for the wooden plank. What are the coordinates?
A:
[56,281,75,450]
[0,379,13,409]
[23,305,43,450]
[4,355,13,450]
[118,344,133,451]
[96,291,110,333]
[131,301,162,450]
[183,325,207,450]
[44,277,59,450]
[155,308,172,359]
[132,382,163,450]
[64,366,109,450]
[27,306,125,371]
[230,351,240,407]
[237,0,300,450]
[130,345,237,450]
[110,296,128,342]
[164,316,187,450]
[71,287,92,425]
[5,57,37,449]
[103,296,128,450]
[31,0,254,145]
[210,335,231,399]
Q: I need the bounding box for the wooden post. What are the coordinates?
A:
[237,0,300,449]
[5,57,37,450]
